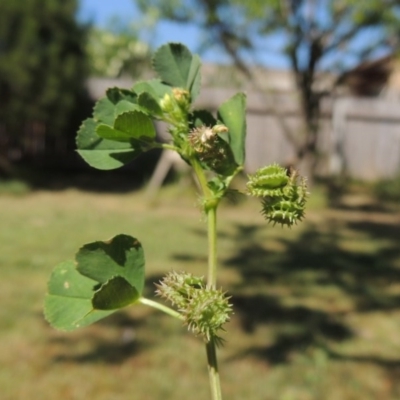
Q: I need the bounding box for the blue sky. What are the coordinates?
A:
[77,0,391,71]
[77,0,289,67]
[77,0,231,63]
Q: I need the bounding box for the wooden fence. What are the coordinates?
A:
[4,78,398,181]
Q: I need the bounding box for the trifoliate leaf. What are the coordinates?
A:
[44,260,114,331]
[152,43,201,100]
[76,234,145,294]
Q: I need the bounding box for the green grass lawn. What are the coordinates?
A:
[1,182,400,400]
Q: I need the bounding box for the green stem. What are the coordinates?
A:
[206,338,222,400]
[191,156,223,400]
[207,205,218,289]
[139,297,184,321]
[191,157,212,197]
[205,205,223,400]
[160,143,180,152]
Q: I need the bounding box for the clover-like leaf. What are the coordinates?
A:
[76,234,145,294]
[152,43,201,100]
[44,260,115,331]
[92,276,140,310]
[106,87,137,104]
[115,111,155,141]
[138,92,163,116]
[76,118,142,170]
[97,111,156,143]
[44,235,146,331]
[133,79,172,100]
[217,93,247,166]
[93,98,115,125]
[114,100,144,117]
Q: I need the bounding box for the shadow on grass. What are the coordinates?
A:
[222,218,400,366]
[50,312,149,364]
[159,210,400,369]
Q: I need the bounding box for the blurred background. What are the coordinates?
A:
[1,1,400,399]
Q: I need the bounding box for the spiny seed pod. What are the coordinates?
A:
[189,125,237,176]
[156,271,232,344]
[261,172,308,227]
[184,289,232,345]
[246,164,289,197]
[156,271,204,309]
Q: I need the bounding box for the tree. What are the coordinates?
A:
[135,0,400,179]
[86,27,151,78]
[0,0,88,173]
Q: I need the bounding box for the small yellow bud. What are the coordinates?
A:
[159,93,174,113]
[212,124,228,134]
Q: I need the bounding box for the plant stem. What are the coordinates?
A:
[205,205,223,400]
[139,297,184,321]
[191,156,223,400]
[206,203,223,399]
[207,205,218,289]
[206,337,222,400]
[191,157,212,197]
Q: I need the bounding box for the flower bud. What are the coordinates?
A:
[189,125,237,176]
[172,88,190,111]
[159,93,175,113]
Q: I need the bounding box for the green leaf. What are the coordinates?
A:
[217,93,247,166]
[92,277,139,310]
[76,118,142,170]
[44,235,146,331]
[189,110,217,129]
[93,98,115,125]
[106,87,137,104]
[114,100,144,117]
[115,111,155,140]
[76,234,145,294]
[152,43,201,100]
[133,79,172,100]
[44,260,114,331]
[97,111,156,143]
[96,125,134,142]
[93,89,138,127]
[138,92,163,116]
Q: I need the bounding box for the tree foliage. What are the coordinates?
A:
[86,27,151,78]
[0,0,88,148]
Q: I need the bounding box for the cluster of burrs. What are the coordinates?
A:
[156,271,232,345]
[247,163,308,227]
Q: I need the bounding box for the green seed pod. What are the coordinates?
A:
[261,172,308,227]
[247,164,289,197]
[156,271,204,309]
[156,271,232,344]
[183,288,232,344]
[261,197,305,226]
[189,125,237,176]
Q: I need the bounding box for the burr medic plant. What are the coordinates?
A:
[44,43,308,400]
